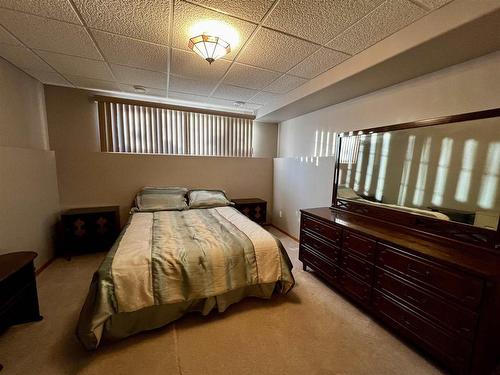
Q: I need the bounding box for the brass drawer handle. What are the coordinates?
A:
[407,264,431,279]
[405,290,427,305]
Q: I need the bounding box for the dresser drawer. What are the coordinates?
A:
[373,291,472,371]
[343,231,376,261]
[374,268,477,340]
[338,271,371,306]
[376,244,483,310]
[341,252,373,283]
[301,232,340,264]
[299,245,339,284]
[302,215,342,245]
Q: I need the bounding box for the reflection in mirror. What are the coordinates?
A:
[337,117,500,230]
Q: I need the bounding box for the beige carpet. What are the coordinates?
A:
[0,228,442,375]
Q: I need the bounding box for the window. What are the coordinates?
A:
[96,96,254,157]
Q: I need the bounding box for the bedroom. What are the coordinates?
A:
[0,0,499,374]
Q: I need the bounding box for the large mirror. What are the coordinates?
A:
[335,113,500,233]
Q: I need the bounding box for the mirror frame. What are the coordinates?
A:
[331,107,500,251]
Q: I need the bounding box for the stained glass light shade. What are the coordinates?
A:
[188,34,231,64]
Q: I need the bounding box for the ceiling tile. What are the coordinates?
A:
[93,30,169,73]
[24,69,72,86]
[169,74,218,96]
[264,0,384,43]
[0,0,81,23]
[111,64,167,89]
[288,47,350,79]
[0,9,101,59]
[0,44,55,72]
[263,74,307,94]
[188,0,274,22]
[37,51,114,81]
[327,0,426,55]
[212,83,259,101]
[169,91,210,103]
[413,0,453,10]
[237,28,318,72]
[248,91,281,105]
[169,91,257,112]
[172,0,257,60]
[223,62,281,90]
[170,48,231,81]
[206,96,260,110]
[72,0,170,45]
[119,84,167,97]
[0,26,20,45]
[67,75,121,92]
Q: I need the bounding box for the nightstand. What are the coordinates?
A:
[232,198,267,225]
[61,206,120,258]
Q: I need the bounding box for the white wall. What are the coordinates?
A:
[273,50,500,237]
[0,58,60,268]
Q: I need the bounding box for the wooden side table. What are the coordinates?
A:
[0,251,42,331]
[61,206,120,258]
[232,198,267,225]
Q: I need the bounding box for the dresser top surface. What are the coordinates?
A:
[232,198,266,204]
[62,206,120,216]
[301,207,500,278]
[0,251,37,282]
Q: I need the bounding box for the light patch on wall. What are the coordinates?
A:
[431,137,454,206]
[455,139,478,203]
[397,135,416,206]
[413,137,432,206]
[477,142,500,209]
[375,133,392,201]
[319,131,324,157]
[325,132,330,157]
[314,130,318,157]
[353,135,366,192]
[363,133,379,195]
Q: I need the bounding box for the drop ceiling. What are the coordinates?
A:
[0,0,489,118]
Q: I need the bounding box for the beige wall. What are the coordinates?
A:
[0,59,49,150]
[253,121,278,158]
[273,50,500,237]
[44,86,275,224]
[0,58,60,268]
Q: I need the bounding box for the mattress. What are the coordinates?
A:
[76,206,295,349]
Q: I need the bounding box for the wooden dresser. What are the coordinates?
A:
[299,207,500,375]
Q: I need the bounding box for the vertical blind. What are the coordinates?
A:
[97,98,254,157]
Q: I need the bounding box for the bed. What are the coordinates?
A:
[76,197,295,350]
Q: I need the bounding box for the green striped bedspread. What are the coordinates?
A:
[76,207,295,349]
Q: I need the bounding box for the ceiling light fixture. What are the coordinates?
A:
[188,20,238,64]
[188,34,230,64]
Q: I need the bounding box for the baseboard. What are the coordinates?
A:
[270,224,299,242]
[36,256,55,276]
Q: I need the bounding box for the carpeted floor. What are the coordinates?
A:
[0,228,442,375]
